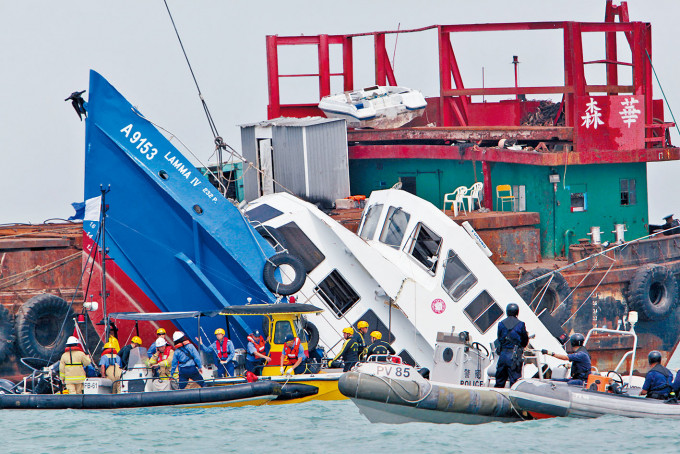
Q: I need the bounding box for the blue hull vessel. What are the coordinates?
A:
[83,70,281,348]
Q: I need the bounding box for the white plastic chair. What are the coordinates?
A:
[462,182,483,212]
[443,186,468,216]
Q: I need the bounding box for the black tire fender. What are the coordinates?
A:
[262,252,306,296]
[0,304,16,364]
[627,264,678,321]
[255,225,288,253]
[516,268,571,321]
[15,294,74,361]
[302,319,319,352]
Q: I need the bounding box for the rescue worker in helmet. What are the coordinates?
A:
[147,328,171,358]
[355,321,369,358]
[641,350,674,399]
[246,330,270,375]
[117,336,143,370]
[197,328,236,377]
[59,336,92,394]
[494,303,529,388]
[364,331,395,359]
[542,333,591,386]
[147,337,174,381]
[329,327,361,372]
[99,342,123,393]
[170,331,204,389]
[280,333,307,375]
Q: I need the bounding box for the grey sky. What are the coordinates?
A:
[0,0,677,225]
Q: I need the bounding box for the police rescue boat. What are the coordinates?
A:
[338,330,562,424]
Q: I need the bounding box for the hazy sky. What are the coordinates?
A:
[1,0,678,225]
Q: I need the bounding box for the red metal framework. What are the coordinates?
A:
[266,1,672,148]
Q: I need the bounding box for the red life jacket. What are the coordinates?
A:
[283,337,301,363]
[101,348,117,356]
[248,335,266,354]
[64,345,84,353]
[215,338,231,360]
[158,346,172,363]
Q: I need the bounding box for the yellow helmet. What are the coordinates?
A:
[103,342,114,349]
[215,328,226,336]
[342,327,354,335]
[131,336,142,345]
[357,321,369,329]
[370,331,382,340]
[156,328,166,335]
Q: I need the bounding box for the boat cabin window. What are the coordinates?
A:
[273,320,294,344]
[294,318,309,344]
[397,349,417,367]
[442,250,478,300]
[245,204,283,224]
[379,207,410,248]
[463,290,504,334]
[359,204,383,240]
[277,222,326,272]
[315,270,361,318]
[408,223,442,274]
[356,309,394,343]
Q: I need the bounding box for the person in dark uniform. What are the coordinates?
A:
[365,331,395,358]
[641,350,673,399]
[355,321,369,359]
[329,327,361,372]
[542,333,591,386]
[494,303,529,388]
[649,214,680,236]
[117,336,142,370]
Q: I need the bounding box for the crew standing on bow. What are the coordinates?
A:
[280,334,307,375]
[329,327,361,372]
[542,333,591,386]
[641,350,674,400]
[365,331,395,358]
[59,336,92,394]
[246,330,270,375]
[198,328,236,377]
[170,331,204,389]
[99,342,123,393]
[494,303,529,388]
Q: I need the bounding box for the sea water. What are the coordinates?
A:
[0,400,676,454]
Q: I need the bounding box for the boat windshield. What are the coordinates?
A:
[379,207,410,247]
[128,347,149,367]
[359,204,383,240]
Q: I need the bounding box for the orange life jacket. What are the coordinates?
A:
[215,338,231,360]
[174,339,191,349]
[101,348,117,356]
[283,337,301,363]
[248,335,266,354]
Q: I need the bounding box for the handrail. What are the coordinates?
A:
[584,326,637,383]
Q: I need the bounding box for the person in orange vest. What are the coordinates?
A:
[246,330,270,375]
[197,328,235,377]
[280,334,307,375]
[170,331,204,389]
[59,336,92,394]
[99,342,123,393]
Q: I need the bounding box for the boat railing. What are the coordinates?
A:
[584,323,637,384]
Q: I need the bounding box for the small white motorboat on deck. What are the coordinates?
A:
[318,85,427,128]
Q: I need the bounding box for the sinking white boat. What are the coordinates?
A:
[318,85,427,128]
[244,189,567,370]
